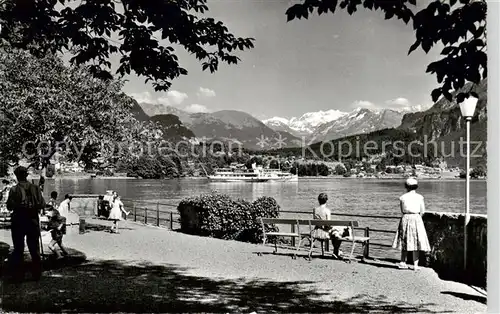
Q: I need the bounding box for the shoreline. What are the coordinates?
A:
[1,172,486,182]
[0,176,485,182]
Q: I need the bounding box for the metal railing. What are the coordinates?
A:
[70,195,401,259]
[120,198,180,230]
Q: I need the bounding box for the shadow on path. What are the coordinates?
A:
[83,222,135,233]
[0,241,87,278]
[441,291,487,305]
[0,258,447,313]
[254,251,401,270]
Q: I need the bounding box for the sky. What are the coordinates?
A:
[119,0,441,120]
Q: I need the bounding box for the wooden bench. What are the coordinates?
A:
[297,219,370,262]
[258,218,302,259]
[258,217,370,262]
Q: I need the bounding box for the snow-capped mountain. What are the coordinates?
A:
[263,109,347,137]
[137,103,302,149]
[263,105,429,141]
[310,108,404,143]
[393,104,433,113]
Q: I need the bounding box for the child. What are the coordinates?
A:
[46,206,69,259]
[108,195,129,233]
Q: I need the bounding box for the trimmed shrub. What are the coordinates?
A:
[177,191,280,243]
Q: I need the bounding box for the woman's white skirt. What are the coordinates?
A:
[392,213,431,252]
[108,206,123,220]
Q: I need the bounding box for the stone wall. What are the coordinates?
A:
[69,195,99,217]
[422,211,487,287]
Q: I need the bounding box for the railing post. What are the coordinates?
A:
[145,208,148,224]
[170,212,173,230]
[133,202,137,222]
[364,227,370,259]
[291,224,296,247]
[156,202,160,227]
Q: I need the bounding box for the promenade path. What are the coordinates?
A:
[0,219,487,313]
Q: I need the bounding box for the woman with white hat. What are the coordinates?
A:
[392,177,431,270]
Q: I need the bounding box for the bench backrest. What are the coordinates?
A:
[298,219,359,227]
[259,217,359,229]
[260,218,298,225]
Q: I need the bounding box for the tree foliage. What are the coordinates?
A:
[0,43,142,169]
[471,164,486,178]
[334,164,347,175]
[0,0,255,91]
[290,162,329,176]
[269,159,280,169]
[285,0,487,103]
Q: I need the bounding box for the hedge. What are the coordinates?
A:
[177,191,280,243]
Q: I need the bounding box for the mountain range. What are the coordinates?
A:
[263,109,346,137]
[262,105,432,142]
[397,79,487,167]
[130,80,486,166]
[133,102,302,150]
[287,79,487,168]
[133,101,429,150]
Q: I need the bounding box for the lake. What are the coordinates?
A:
[43,177,487,216]
[42,177,487,259]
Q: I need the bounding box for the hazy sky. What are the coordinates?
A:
[123,0,441,120]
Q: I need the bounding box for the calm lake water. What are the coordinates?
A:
[43,177,487,216]
[42,177,487,259]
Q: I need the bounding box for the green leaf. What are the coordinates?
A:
[422,40,432,53]
[456,92,466,104]
[474,26,485,38]
[431,88,442,102]
[440,46,454,55]
[408,40,420,55]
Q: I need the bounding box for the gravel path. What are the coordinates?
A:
[0,219,487,313]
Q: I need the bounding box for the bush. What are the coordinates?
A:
[334,164,346,175]
[177,192,280,243]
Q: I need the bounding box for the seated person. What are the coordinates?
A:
[46,206,69,259]
[311,193,350,258]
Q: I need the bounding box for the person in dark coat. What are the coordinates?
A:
[6,166,46,281]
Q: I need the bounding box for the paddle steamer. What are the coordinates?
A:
[206,163,298,182]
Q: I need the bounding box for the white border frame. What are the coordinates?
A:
[487,0,500,312]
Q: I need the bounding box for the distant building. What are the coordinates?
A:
[431,159,448,169]
[60,162,84,173]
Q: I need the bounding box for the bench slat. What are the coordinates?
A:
[266,232,300,237]
[260,218,298,224]
[339,236,370,242]
[299,233,370,242]
[297,219,359,227]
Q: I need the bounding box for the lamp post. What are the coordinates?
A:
[459,95,478,270]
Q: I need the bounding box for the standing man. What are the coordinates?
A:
[6,166,46,281]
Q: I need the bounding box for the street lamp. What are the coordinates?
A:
[459,95,478,270]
